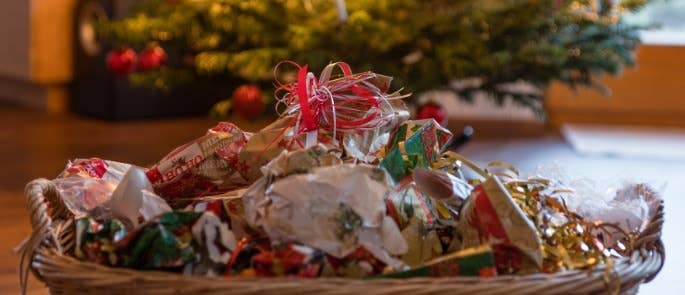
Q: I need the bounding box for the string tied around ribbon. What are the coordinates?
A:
[274,61,408,141]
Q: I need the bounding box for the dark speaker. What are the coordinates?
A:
[71,0,231,120]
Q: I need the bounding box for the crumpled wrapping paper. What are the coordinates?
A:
[250,243,325,277]
[55,60,666,279]
[398,217,443,267]
[237,62,410,182]
[60,158,131,182]
[339,98,410,163]
[457,175,543,272]
[236,115,328,182]
[375,120,459,267]
[413,167,472,223]
[236,103,409,182]
[385,180,445,230]
[243,164,407,270]
[379,120,456,228]
[54,158,171,228]
[242,144,343,228]
[260,143,343,177]
[379,119,452,183]
[75,210,236,275]
[377,245,497,278]
[146,122,252,200]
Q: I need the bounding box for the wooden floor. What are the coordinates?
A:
[1,105,681,294]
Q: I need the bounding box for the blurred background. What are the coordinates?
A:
[0,0,683,294]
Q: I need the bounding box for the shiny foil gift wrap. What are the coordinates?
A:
[497,174,653,273]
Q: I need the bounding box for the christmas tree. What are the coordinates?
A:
[97,0,651,117]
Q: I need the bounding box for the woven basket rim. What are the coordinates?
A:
[19,178,666,295]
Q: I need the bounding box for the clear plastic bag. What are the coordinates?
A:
[54,165,171,227]
[53,177,116,219]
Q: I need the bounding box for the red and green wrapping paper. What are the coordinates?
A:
[75,211,201,270]
[380,119,454,230]
[74,218,129,266]
[379,119,452,183]
[377,245,497,278]
[75,211,235,272]
[251,243,325,277]
[458,176,543,273]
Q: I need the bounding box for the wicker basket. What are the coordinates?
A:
[19,178,665,295]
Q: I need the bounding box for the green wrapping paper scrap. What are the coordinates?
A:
[75,218,129,266]
[126,212,200,269]
[375,245,497,278]
[379,120,452,183]
[379,148,407,185]
[76,211,204,270]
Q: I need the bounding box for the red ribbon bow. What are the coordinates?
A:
[275,61,388,134]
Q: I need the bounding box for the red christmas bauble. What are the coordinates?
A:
[106,47,137,76]
[233,84,265,120]
[417,103,447,126]
[138,46,167,71]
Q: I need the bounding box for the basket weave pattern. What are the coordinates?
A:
[19,178,665,294]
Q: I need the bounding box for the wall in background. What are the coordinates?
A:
[0,0,75,111]
[546,45,685,127]
[30,0,76,84]
[0,1,30,80]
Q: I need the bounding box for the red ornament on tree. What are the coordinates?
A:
[106,46,137,76]
[232,84,265,120]
[417,103,448,126]
[138,45,167,71]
